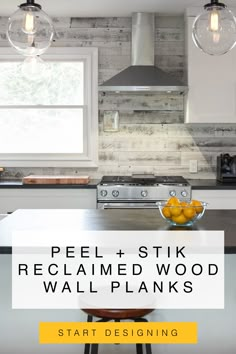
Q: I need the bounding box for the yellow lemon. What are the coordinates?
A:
[162,206,171,219]
[170,205,182,217]
[167,196,180,206]
[183,206,196,220]
[171,213,188,225]
[191,200,203,214]
[180,201,189,207]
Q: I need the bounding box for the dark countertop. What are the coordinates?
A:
[0,179,99,189]
[188,179,236,190]
[0,178,236,190]
[0,209,235,254]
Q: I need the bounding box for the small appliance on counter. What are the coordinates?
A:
[217,153,236,183]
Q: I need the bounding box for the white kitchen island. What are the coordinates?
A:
[0,209,235,354]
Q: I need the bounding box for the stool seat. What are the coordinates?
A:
[82,308,153,354]
[83,308,154,320]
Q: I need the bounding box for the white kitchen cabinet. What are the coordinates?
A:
[192,189,236,209]
[0,188,97,214]
[185,14,236,123]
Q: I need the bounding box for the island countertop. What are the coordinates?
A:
[0,209,235,254]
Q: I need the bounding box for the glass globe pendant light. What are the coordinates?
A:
[6,0,54,57]
[192,0,236,55]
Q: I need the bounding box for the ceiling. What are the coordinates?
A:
[1,0,236,17]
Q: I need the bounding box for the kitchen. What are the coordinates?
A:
[0,0,236,353]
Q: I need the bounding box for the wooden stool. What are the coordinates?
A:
[83,308,153,354]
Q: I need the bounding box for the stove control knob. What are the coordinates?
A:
[181,190,188,197]
[141,190,148,197]
[112,190,119,198]
[169,190,176,197]
[100,190,108,197]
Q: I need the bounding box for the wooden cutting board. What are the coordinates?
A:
[23,175,90,185]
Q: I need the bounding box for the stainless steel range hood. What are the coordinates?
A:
[99,13,187,94]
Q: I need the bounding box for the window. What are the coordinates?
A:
[0,47,98,167]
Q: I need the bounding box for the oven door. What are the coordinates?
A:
[98,202,158,209]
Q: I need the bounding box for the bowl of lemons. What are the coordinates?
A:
[157,197,207,227]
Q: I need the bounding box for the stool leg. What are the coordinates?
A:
[114,319,120,345]
[145,343,152,354]
[89,318,109,354]
[84,315,93,354]
[91,344,99,354]
[84,342,90,354]
[135,318,144,354]
[136,344,143,354]
[134,318,152,354]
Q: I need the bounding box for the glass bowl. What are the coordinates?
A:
[157,201,207,227]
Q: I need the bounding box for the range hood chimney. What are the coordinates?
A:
[99,13,187,94]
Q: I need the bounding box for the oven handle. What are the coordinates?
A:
[100,203,158,209]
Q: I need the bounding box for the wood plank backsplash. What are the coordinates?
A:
[0,15,235,179]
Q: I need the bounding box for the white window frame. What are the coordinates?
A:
[0,47,98,168]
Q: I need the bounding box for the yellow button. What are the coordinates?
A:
[39,322,197,344]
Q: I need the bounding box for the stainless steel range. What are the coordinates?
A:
[97,174,191,209]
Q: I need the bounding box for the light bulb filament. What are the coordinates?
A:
[209,9,220,32]
[23,12,36,34]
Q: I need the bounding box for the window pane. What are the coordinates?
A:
[0,109,84,154]
[0,61,84,105]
